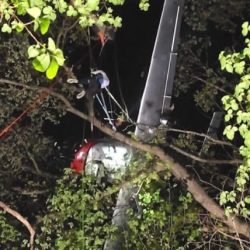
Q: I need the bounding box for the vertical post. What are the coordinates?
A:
[104,0,184,248]
[135,0,184,141]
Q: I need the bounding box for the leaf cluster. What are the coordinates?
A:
[219,22,250,219]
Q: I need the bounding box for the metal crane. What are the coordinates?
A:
[104,0,185,248]
[70,0,223,248]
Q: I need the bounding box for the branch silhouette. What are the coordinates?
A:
[0,201,35,250]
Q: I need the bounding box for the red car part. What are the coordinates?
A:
[70,140,97,173]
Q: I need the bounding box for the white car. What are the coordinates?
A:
[70,139,133,183]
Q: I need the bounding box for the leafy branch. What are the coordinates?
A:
[1,77,249,238]
[0,0,149,79]
[0,201,35,250]
[219,22,250,218]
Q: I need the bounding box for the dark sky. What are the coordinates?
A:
[103,0,165,114]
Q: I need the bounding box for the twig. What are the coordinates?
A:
[20,166,56,179]
[232,219,246,250]
[11,187,49,196]
[193,76,229,94]
[13,131,42,175]
[166,127,233,147]
[217,228,250,248]
[14,15,41,46]
[0,201,35,250]
[189,165,222,191]
[169,144,241,165]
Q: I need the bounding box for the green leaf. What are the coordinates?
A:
[4,12,11,21]
[11,20,25,32]
[53,0,68,13]
[16,1,29,15]
[33,20,39,31]
[32,53,50,72]
[223,125,238,140]
[231,100,239,111]
[40,18,50,35]
[46,58,59,79]
[1,23,12,33]
[219,51,226,69]
[66,6,78,17]
[242,21,249,37]
[225,113,233,122]
[16,23,24,32]
[86,0,100,10]
[29,0,45,9]
[53,49,65,66]
[27,7,41,19]
[28,46,40,58]
[113,16,122,28]
[234,61,245,75]
[225,64,233,73]
[219,191,228,205]
[244,132,250,147]
[107,0,125,5]
[243,47,250,57]
[43,6,57,21]
[48,38,56,52]
[239,124,248,137]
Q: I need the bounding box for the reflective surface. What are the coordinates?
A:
[85,141,133,182]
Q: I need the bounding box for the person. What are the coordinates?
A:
[67,70,110,99]
[67,70,110,131]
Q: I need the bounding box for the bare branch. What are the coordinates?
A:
[0,201,35,250]
[13,131,42,175]
[11,187,49,196]
[169,144,241,165]
[166,127,233,147]
[193,76,230,94]
[21,166,57,179]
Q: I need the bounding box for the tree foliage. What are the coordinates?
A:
[0,0,149,79]
[218,22,250,218]
[0,0,250,249]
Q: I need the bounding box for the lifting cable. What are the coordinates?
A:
[113,40,130,120]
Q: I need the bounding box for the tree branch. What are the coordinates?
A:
[1,78,250,238]
[68,108,250,238]
[14,131,42,175]
[11,187,49,196]
[193,75,230,94]
[166,127,234,147]
[0,201,35,250]
[169,144,241,165]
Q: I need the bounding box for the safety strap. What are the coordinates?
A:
[96,94,116,131]
[104,87,133,123]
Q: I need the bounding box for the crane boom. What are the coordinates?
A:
[136,0,184,141]
[104,1,185,248]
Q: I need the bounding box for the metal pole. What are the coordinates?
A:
[104,1,184,248]
[135,0,184,142]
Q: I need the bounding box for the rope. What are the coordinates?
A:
[113,41,130,116]
[104,87,133,123]
[96,94,116,131]
[0,81,57,139]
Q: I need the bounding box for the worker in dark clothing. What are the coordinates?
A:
[67,70,110,131]
[68,70,110,99]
